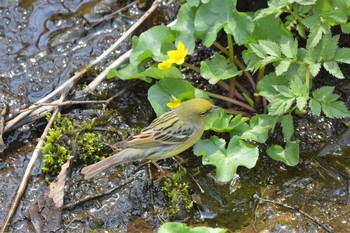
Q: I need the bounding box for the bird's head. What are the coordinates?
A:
[174,98,218,123]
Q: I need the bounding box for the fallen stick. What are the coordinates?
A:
[0,99,62,233]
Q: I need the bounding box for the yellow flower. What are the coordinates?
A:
[167,41,188,65]
[81,98,218,180]
[158,59,173,70]
[167,98,182,109]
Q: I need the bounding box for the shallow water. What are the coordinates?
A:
[1,0,350,232]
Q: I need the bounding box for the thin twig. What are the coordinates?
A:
[0,98,63,233]
[254,194,333,233]
[205,91,256,113]
[4,0,161,133]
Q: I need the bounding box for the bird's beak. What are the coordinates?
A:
[210,105,221,112]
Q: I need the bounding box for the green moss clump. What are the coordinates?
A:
[42,113,74,176]
[162,168,194,218]
[78,132,105,165]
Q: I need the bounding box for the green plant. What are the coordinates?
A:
[162,168,193,217]
[158,222,227,233]
[42,112,74,175]
[108,0,350,182]
[42,113,107,176]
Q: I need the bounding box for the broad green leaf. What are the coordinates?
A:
[194,0,253,46]
[148,79,196,116]
[158,222,227,233]
[267,141,300,166]
[323,61,344,79]
[205,110,247,132]
[171,3,197,52]
[107,68,118,79]
[129,26,176,65]
[194,136,259,182]
[200,54,242,84]
[111,63,151,82]
[240,115,274,143]
[281,114,293,141]
[252,15,292,41]
[128,66,182,80]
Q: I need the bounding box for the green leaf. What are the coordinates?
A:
[311,86,350,118]
[257,73,289,99]
[200,54,242,84]
[205,110,247,132]
[268,97,294,115]
[275,60,291,76]
[107,68,118,79]
[194,0,253,46]
[323,61,345,79]
[321,101,350,119]
[267,141,299,166]
[129,26,176,65]
[194,136,259,182]
[280,114,293,141]
[280,37,298,59]
[309,99,322,116]
[158,222,227,233]
[249,43,266,59]
[320,35,339,61]
[333,48,350,64]
[147,79,197,116]
[171,3,197,52]
[306,25,323,48]
[113,63,151,82]
[240,115,274,143]
[252,15,292,42]
[128,66,182,80]
[259,40,281,57]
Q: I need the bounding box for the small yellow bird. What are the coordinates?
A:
[81,98,217,179]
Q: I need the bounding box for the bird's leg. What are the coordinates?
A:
[151,161,167,175]
[174,155,188,164]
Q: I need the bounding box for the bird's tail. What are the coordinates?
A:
[81,148,144,180]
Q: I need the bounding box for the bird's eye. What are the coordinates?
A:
[200,110,210,116]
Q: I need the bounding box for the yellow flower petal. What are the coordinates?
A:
[166,41,188,65]
[158,60,172,70]
[167,98,182,109]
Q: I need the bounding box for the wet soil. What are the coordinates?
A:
[1,0,350,232]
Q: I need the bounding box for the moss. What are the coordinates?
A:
[161,167,194,218]
[42,113,73,176]
[42,113,106,177]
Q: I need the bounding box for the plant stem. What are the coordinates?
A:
[234,57,256,91]
[227,34,234,63]
[205,91,256,113]
[183,62,200,73]
[213,41,229,56]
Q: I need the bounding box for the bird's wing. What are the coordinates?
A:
[117,110,198,148]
